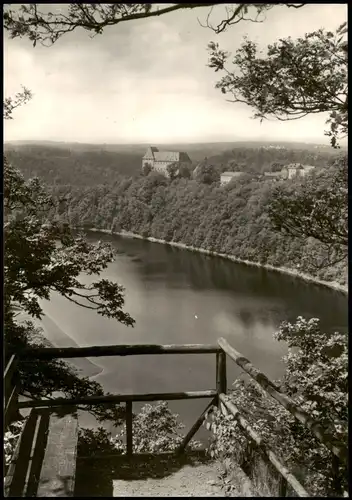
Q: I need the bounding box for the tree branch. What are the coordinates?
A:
[4,3,219,45]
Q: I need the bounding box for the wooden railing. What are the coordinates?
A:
[218,338,347,497]
[4,355,19,430]
[8,339,348,497]
[18,344,221,458]
[218,338,347,464]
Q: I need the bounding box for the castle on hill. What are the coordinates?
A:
[142,146,192,176]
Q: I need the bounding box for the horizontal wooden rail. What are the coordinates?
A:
[218,338,348,465]
[219,394,309,497]
[21,343,221,360]
[18,390,218,409]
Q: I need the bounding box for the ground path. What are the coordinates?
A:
[74,451,254,497]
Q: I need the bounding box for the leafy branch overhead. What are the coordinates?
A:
[208,23,348,147]
[3,3,306,46]
[2,3,230,46]
[3,86,33,120]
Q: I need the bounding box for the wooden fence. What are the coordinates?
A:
[6,338,348,497]
[4,354,19,430]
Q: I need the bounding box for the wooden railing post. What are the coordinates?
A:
[177,397,218,454]
[278,476,288,497]
[216,351,227,404]
[4,356,20,430]
[126,401,133,457]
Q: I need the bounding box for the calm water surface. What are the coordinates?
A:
[39,233,348,433]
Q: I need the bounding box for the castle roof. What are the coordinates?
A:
[143,146,159,158]
[144,147,191,163]
[154,151,180,162]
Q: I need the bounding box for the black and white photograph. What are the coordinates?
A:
[4,3,348,497]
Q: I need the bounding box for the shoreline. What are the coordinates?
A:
[88,228,348,295]
[17,311,104,378]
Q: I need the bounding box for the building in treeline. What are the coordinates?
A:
[262,163,316,181]
[281,163,316,179]
[142,146,192,177]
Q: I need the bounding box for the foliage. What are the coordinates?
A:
[4,419,26,467]
[111,401,202,454]
[274,317,348,436]
[193,162,220,184]
[4,144,144,185]
[142,162,152,177]
[3,4,301,47]
[4,92,134,425]
[269,161,285,172]
[5,319,126,423]
[44,163,347,286]
[4,5,345,150]
[5,142,339,188]
[77,426,118,458]
[3,85,33,120]
[166,162,192,181]
[267,155,348,268]
[204,317,348,496]
[208,23,348,148]
[78,401,202,456]
[4,159,135,325]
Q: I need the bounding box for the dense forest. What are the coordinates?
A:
[4,6,348,496]
[6,142,346,286]
[5,141,340,186]
[4,144,143,185]
[44,165,346,287]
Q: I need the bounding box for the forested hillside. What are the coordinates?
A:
[201,146,338,174]
[45,166,347,286]
[4,6,348,496]
[4,144,142,185]
[6,140,346,286]
[5,141,340,186]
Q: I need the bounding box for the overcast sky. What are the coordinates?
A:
[4,3,347,144]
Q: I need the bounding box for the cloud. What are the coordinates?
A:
[4,3,347,143]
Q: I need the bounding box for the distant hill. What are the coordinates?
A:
[6,138,343,154]
[201,145,340,175]
[4,143,144,185]
[5,140,342,186]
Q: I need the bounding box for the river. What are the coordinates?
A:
[36,232,348,437]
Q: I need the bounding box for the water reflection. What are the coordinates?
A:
[45,232,347,431]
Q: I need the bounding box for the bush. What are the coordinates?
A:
[78,401,202,457]
[4,419,27,469]
[204,317,348,496]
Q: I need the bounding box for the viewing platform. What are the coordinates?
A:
[4,339,347,497]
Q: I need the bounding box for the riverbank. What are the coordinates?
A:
[17,311,103,378]
[89,228,348,295]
